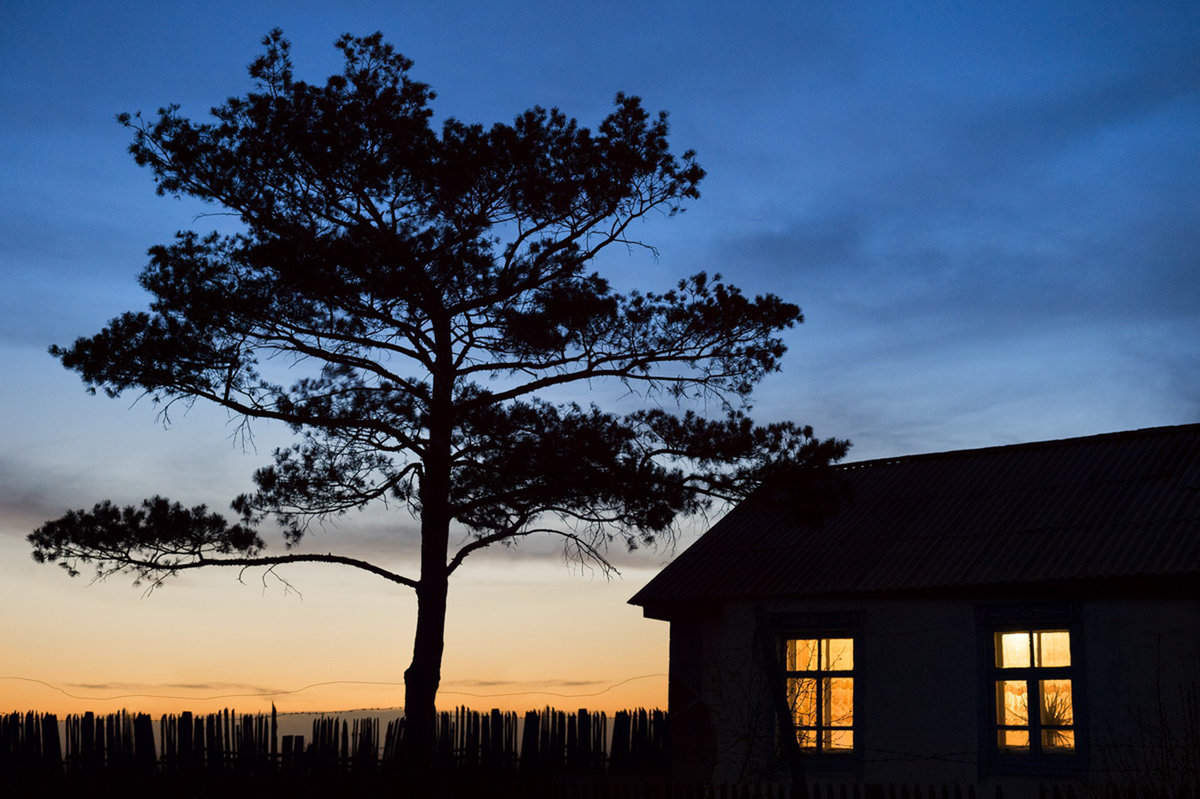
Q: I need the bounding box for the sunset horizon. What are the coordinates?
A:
[3,0,1197,743]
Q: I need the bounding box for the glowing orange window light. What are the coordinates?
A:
[993,629,1074,753]
[786,637,854,752]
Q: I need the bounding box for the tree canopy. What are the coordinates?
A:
[30,30,847,755]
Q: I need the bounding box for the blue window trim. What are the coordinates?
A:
[771,611,863,773]
[976,603,1087,777]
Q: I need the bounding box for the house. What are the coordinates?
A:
[630,424,1200,793]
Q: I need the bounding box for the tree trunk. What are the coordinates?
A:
[402,461,452,763]
[402,313,455,763]
[403,563,449,762]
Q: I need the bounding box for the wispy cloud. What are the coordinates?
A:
[0,457,77,536]
[67,681,279,693]
[445,679,605,689]
[1,676,292,702]
[3,674,665,703]
[438,674,665,699]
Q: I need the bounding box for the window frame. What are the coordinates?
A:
[772,611,862,770]
[977,604,1086,776]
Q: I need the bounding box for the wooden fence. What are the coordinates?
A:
[2,710,1196,799]
[0,706,668,776]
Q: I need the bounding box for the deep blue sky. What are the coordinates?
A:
[6,2,1198,466]
[0,0,1197,710]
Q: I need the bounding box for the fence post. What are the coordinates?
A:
[42,712,62,770]
[133,713,155,772]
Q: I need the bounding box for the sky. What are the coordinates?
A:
[1,1,1197,717]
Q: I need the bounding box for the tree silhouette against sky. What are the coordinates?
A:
[29,30,847,758]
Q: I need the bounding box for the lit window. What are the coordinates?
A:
[993,630,1075,753]
[785,637,854,752]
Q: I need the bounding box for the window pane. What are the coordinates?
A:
[787,635,854,753]
[996,632,1031,668]
[825,677,854,726]
[824,638,854,670]
[826,729,853,750]
[996,680,1028,725]
[788,639,818,671]
[1034,631,1071,667]
[998,729,1030,749]
[1040,679,1074,725]
[1041,728,1075,750]
[789,677,817,727]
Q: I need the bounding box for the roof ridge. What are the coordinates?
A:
[837,422,1200,471]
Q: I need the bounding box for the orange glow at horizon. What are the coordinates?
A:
[0,672,669,718]
[0,533,671,718]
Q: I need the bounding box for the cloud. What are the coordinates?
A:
[0,676,289,702]
[66,681,279,693]
[0,457,80,536]
[0,438,682,582]
[437,674,666,699]
[706,47,1200,436]
[444,679,604,689]
[10,674,665,703]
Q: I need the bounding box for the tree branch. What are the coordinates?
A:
[447,526,617,577]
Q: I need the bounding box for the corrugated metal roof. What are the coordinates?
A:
[630,424,1200,609]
